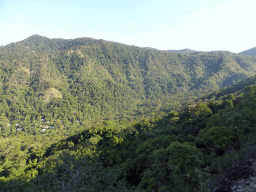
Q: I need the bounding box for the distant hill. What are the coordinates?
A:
[141,47,157,50]
[238,47,256,56]
[163,48,198,54]
[165,49,238,56]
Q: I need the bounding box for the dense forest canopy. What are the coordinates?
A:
[1,35,256,191]
[1,35,256,125]
[2,83,256,191]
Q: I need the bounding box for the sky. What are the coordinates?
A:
[0,0,256,53]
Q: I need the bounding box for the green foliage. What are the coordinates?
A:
[191,103,212,120]
[166,141,204,191]
[2,84,256,191]
[2,36,256,191]
[1,35,256,132]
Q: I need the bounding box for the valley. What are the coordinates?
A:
[1,35,256,191]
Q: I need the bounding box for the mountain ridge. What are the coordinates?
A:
[0,35,256,121]
[238,47,256,56]
[2,34,256,56]
[1,36,256,108]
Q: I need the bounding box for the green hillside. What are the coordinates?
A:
[1,35,256,191]
[238,47,256,56]
[205,74,256,100]
[1,83,256,191]
[1,35,256,126]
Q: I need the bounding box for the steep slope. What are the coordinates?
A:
[51,41,256,104]
[205,74,256,100]
[1,35,256,125]
[238,47,256,56]
[3,83,256,191]
[2,36,256,191]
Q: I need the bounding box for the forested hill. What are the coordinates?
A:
[205,74,256,100]
[2,35,256,191]
[2,83,256,191]
[1,35,256,123]
[238,47,256,56]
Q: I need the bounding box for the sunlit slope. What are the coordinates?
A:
[1,35,256,120]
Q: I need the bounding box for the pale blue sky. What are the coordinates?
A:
[0,0,256,53]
